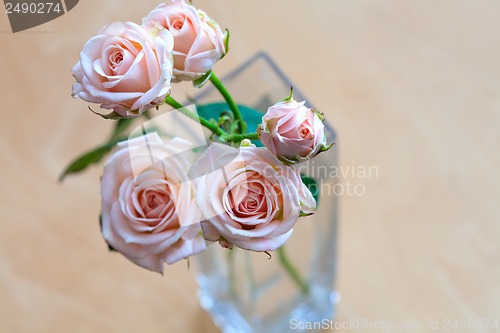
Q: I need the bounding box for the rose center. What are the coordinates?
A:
[170,17,185,31]
[109,49,123,73]
[139,188,172,218]
[299,124,313,139]
[231,181,266,217]
[240,198,258,212]
[147,193,161,209]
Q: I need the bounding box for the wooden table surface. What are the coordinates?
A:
[1,1,499,332]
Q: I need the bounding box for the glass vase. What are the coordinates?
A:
[194,52,339,333]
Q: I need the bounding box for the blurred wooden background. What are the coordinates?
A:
[1,0,499,332]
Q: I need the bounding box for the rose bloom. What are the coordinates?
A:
[101,133,206,273]
[142,0,227,82]
[194,143,316,252]
[259,98,331,163]
[72,22,174,117]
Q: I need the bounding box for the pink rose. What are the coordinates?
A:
[72,22,174,117]
[259,98,331,163]
[193,143,316,252]
[100,133,206,273]
[142,0,227,82]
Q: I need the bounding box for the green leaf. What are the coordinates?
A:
[217,113,233,126]
[313,109,325,121]
[321,142,335,152]
[277,155,298,165]
[299,211,314,217]
[222,29,230,58]
[216,112,235,133]
[282,86,294,102]
[300,174,320,206]
[59,137,126,182]
[193,70,213,88]
[196,102,264,146]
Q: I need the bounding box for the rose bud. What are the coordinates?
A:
[72,22,174,118]
[100,133,206,273]
[259,93,332,164]
[193,143,316,252]
[142,0,228,82]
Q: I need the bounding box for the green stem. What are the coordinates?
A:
[277,246,310,295]
[209,72,247,134]
[164,96,258,144]
[164,96,227,138]
[225,132,259,142]
[227,249,237,298]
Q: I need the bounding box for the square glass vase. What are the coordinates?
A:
[193,52,339,333]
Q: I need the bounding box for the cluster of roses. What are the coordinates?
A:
[71,0,331,274]
[72,0,227,117]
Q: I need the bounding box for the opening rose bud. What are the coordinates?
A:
[259,97,332,164]
[142,0,227,82]
[71,22,174,118]
[100,133,206,274]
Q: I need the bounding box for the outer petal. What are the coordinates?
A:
[234,229,294,252]
[101,134,205,273]
[162,232,206,265]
